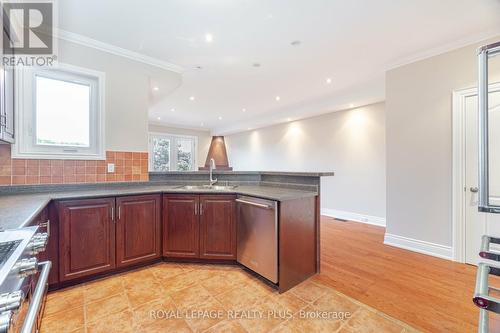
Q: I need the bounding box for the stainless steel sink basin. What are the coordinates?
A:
[176,185,237,190]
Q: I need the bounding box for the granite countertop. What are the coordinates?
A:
[0,185,318,230]
[149,171,335,177]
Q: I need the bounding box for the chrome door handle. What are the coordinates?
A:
[20,261,51,333]
[471,187,479,193]
[39,219,50,236]
[235,198,273,209]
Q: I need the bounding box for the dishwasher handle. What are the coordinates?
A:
[235,198,274,210]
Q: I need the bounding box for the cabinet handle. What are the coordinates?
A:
[194,203,198,215]
[39,219,50,237]
[200,203,203,215]
[118,206,121,220]
[111,207,115,222]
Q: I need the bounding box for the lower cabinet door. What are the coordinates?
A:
[116,194,161,267]
[59,198,116,281]
[199,195,236,259]
[163,195,200,258]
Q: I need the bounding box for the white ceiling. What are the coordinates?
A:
[59,0,500,134]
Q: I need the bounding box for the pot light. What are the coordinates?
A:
[157,117,161,120]
[200,122,204,127]
[326,78,332,84]
[205,33,213,43]
[242,108,246,112]
[189,96,195,101]
[349,103,354,108]
[170,108,175,112]
[275,96,281,101]
[287,118,291,122]
[218,116,222,120]
[153,86,159,91]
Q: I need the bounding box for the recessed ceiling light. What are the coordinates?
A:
[275,96,281,101]
[205,33,213,43]
[153,86,159,91]
[291,40,301,46]
[189,96,195,101]
[200,122,204,127]
[170,108,175,112]
[218,116,222,120]
[157,117,161,120]
[242,108,246,112]
[349,103,354,108]
[326,78,332,84]
[287,118,291,122]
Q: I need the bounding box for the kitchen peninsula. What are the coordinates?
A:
[0,171,333,293]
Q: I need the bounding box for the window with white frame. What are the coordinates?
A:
[148,133,197,171]
[12,63,105,159]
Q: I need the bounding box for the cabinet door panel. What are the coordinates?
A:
[116,194,161,267]
[59,198,115,281]
[163,195,199,258]
[199,195,236,259]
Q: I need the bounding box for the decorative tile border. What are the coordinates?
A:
[0,145,148,186]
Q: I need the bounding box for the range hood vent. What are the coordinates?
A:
[199,136,232,170]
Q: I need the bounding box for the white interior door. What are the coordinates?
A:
[465,87,500,264]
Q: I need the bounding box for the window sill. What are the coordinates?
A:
[10,151,106,160]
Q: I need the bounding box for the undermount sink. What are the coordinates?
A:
[176,185,237,190]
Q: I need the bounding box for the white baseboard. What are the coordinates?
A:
[383,233,453,260]
[321,208,386,227]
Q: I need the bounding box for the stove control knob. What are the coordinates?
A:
[15,258,38,278]
[28,239,46,255]
[28,233,49,255]
[0,310,12,333]
[34,232,48,241]
[0,291,22,312]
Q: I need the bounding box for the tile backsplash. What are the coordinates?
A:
[0,145,149,186]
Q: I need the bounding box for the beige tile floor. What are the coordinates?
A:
[41,263,419,333]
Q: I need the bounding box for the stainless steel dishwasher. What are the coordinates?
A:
[236,195,278,283]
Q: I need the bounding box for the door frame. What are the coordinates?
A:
[452,82,500,263]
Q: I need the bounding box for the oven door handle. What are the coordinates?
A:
[20,261,51,333]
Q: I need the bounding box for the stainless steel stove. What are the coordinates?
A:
[0,227,50,333]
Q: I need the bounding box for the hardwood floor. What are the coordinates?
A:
[316,216,500,333]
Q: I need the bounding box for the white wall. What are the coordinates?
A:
[148,124,212,168]
[58,38,181,152]
[226,103,386,223]
[386,37,500,251]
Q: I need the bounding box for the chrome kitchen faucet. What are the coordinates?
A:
[209,158,218,186]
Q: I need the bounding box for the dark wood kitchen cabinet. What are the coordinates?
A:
[163,194,236,260]
[163,195,200,258]
[116,194,161,268]
[58,198,116,281]
[199,195,236,259]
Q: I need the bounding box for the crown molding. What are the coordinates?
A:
[386,29,500,71]
[56,29,184,73]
